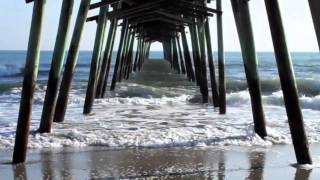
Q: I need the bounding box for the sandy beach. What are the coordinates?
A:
[0,144,319,179]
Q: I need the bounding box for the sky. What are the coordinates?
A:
[0,0,318,52]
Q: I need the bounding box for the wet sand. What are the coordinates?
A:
[1,144,319,179]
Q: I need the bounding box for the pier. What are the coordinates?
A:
[12,0,319,165]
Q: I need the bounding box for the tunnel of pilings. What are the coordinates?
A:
[12,0,320,164]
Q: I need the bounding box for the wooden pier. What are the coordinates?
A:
[12,0,318,165]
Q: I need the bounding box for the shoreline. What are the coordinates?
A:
[1,144,319,179]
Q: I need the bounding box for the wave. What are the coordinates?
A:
[0,64,23,77]
[227,79,320,96]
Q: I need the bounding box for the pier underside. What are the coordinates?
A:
[10,0,320,165]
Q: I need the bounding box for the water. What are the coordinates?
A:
[0,50,320,149]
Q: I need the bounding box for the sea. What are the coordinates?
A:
[0,50,320,150]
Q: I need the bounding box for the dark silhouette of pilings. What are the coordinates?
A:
[83,6,108,114]
[53,0,91,123]
[308,0,320,50]
[38,0,74,133]
[133,39,141,72]
[197,20,209,103]
[124,32,135,79]
[264,0,312,164]
[217,0,226,114]
[176,36,186,75]
[189,22,208,103]
[96,18,118,98]
[231,0,267,139]
[118,28,131,82]
[172,37,181,74]
[13,0,46,164]
[189,25,201,86]
[204,19,219,108]
[181,29,195,82]
[110,21,128,91]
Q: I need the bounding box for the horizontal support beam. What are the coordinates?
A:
[89,0,120,10]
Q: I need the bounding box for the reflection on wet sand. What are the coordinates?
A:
[247,151,265,180]
[13,163,27,180]
[2,146,317,179]
[294,168,312,180]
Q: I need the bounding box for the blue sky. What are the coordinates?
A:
[0,0,318,52]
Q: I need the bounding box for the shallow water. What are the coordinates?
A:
[1,145,320,179]
[0,51,320,150]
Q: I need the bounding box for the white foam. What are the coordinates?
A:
[0,87,320,150]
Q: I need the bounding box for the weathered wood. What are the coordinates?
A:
[172,37,181,74]
[231,0,267,139]
[189,25,201,86]
[13,0,46,164]
[216,0,226,114]
[110,21,128,91]
[264,0,312,164]
[204,19,219,108]
[181,29,195,82]
[308,0,320,50]
[176,35,186,75]
[96,18,118,98]
[39,0,74,133]
[53,0,91,123]
[196,20,209,103]
[133,39,141,71]
[124,32,135,79]
[119,28,132,81]
[83,6,109,114]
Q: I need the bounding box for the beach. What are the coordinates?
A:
[1,145,320,179]
[1,51,320,179]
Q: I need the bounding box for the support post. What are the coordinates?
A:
[133,39,141,72]
[172,37,181,74]
[181,29,195,82]
[217,0,226,114]
[197,21,209,103]
[264,0,312,164]
[231,0,267,138]
[118,27,131,81]
[110,21,128,91]
[189,25,201,86]
[83,6,108,114]
[38,0,74,133]
[204,19,219,108]
[96,18,117,98]
[13,0,46,164]
[176,35,186,74]
[53,0,91,123]
[308,0,320,50]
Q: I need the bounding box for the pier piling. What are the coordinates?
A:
[231,0,267,139]
[53,0,91,123]
[217,0,226,114]
[39,0,74,133]
[181,29,195,82]
[83,5,108,114]
[13,0,46,164]
[264,0,312,164]
[308,0,320,50]
[204,19,219,108]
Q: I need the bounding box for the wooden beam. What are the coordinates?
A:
[89,0,120,10]
[39,0,74,133]
[264,0,312,165]
[13,0,46,164]
[53,0,91,123]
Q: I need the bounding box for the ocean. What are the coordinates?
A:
[0,50,320,149]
